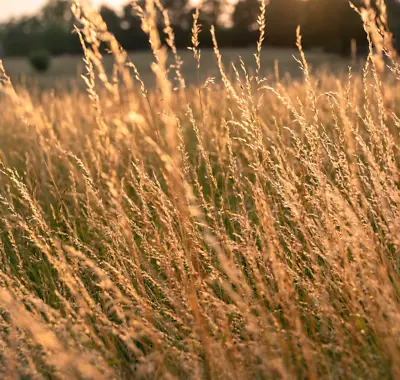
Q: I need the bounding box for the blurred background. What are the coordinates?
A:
[2,0,400,87]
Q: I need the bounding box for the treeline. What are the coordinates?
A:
[1,0,400,57]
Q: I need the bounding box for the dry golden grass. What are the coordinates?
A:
[0,1,400,379]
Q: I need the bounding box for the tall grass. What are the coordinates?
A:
[1,1,400,378]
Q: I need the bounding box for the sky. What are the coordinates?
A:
[1,0,125,21]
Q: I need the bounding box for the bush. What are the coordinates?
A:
[29,50,51,72]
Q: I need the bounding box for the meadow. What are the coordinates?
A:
[0,1,400,379]
[2,47,353,89]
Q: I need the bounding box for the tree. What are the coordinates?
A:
[302,0,364,54]
[232,0,260,32]
[202,0,227,26]
[40,0,73,29]
[161,0,192,28]
[0,16,43,56]
[267,0,305,46]
[100,5,123,38]
[387,0,400,25]
[40,0,76,55]
[118,2,149,51]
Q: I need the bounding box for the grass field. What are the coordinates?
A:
[1,1,400,379]
[2,47,355,89]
